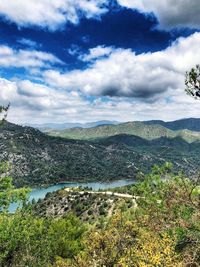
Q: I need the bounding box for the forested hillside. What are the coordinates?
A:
[0,121,200,187]
[144,118,200,132]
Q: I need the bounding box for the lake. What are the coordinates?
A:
[9,179,136,212]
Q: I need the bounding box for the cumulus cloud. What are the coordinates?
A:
[80,45,114,61]
[0,0,109,30]
[118,0,200,29]
[0,78,90,123]
[1,76,200,124]
[0,0,199,31]
[0,45,62,69]
[44,33,200,99]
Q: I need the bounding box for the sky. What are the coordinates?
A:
[0,0,200,124]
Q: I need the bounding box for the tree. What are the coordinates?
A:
[0,104,9,124]
[0,163,29,212]
[185,65,200,98]
[0,213,86,267]
[0,106,29,212]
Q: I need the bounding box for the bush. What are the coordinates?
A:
[0,212,86,267]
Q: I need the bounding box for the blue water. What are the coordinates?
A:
[9,179,136,212]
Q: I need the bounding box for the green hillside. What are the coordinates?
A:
[144,118,200,131]
[49,121,200,143]
[1,122,200,187]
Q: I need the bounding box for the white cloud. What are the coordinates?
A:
[80,45,114,61]
[0,0,199,31]
[44,33,200,99]
[118,0,200,29]
[0,75,200,124]
[0,78,90,123]
[1,33,200,124]
[0,0,109,30]
[0,45,62,69]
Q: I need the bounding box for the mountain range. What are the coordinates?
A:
[0,120,200,187]
[49,120,200,143]
[27,118,200,133]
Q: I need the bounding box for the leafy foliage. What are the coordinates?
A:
[0,212,86,267]
[0,164,199,266]
[185,65,200,98]
[0,104,9,125]
[0,162,29,213]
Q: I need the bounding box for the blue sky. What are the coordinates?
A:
[0,0,200,124]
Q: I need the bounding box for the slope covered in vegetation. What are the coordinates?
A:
[1,122,200,187]
[144,118,200,132]
[0,164,199,267]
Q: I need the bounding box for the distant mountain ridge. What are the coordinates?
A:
[49,120,200,143]
[26,120,120,131]
[143,118,200,132]
[26,118,200,133]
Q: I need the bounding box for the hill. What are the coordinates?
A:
[144,118,200,132]
[33,188,136,222]
[0,122,144,187]
[49,121,200,143]
[0,122,200,187]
